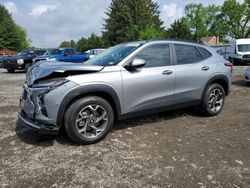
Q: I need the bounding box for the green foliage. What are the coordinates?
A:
[184,0,249,40]
[102,0,164,46]
[139,25,165,40]
[185,3,211,40]
[166,18,193,40]
[221,0,250,38]
[59,41,71,48]
[0,5,29,51]
[76,34,104,52]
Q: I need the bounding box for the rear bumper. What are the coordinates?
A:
[18,111,59,134]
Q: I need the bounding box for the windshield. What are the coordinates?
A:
[17,51,34,56]
[45,49,63,55]
[85,44,139,66]
[238,44,250,52]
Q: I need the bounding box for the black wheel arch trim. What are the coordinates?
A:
[56,84,121,126]
[202,74,230,99]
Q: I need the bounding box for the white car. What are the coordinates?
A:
[86,49,106,59]
[245,67,250,82]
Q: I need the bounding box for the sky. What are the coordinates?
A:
[0,0,244,48]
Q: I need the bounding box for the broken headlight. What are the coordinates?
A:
[33,78,69,89]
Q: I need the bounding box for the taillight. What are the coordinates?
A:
[224,62,233,73]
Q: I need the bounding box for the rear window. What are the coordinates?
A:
[198,47,212,59]
[174,44,203,64]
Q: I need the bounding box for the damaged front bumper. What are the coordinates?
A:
[18,81,78,133]
[18,111,59,134]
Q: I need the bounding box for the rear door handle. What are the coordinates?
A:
[201,66,209,71]
[162,70,173,75]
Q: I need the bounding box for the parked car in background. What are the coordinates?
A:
[86,48,106,59]
[1,50,46,73]
[19,39,232,144]
[245,68,250,83]
[33,48,89,63]
[228,38,250,65]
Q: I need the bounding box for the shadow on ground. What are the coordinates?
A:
[232,80,250,88]
[2,70,26,74]
[15,107,201,146]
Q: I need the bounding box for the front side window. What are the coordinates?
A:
[135,44,171,68]
[175,44,203,65]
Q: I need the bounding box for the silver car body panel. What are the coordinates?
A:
[20,40,232,131]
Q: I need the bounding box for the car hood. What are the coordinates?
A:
[26,61,104,86]
[4,55,27,60]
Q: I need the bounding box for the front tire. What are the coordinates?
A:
[64,96,114,144]
[200,83,225,116]
[7,68,15,73]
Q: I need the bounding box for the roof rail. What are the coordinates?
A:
[147,38,205,45]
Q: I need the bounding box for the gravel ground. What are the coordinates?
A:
[0,66,250,188]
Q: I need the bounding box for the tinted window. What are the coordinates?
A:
[136,44,170,68]
[175,44,203,64]
[198,47,212,59]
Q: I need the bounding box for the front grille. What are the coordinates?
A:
[243,54,250,58]
[2,59,17,66]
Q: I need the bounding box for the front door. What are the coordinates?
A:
[122,43,175,114]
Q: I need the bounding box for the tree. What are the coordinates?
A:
[0,5,29,51]
[185,3,209,40]
[103,0,164,46]
[86,33,104,49]
[77,37,88,52]
[138,25,165,40]
[59,41,71,48]
[76,34,104,52]
[59,40,77,48]
[166,18,193,40]
[221,0,250,38]
[184,0,249,40]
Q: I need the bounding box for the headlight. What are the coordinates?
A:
[17,59,24,65]
[33,78,69,89]
[47,58,56,61]
[236,54,242,58]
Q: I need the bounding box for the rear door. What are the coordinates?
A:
[173,43,213,105]
[122,43,175,114]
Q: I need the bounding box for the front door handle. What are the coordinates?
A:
[201,66,210,71]
[162,70,173,75]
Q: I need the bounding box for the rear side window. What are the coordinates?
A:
[198,47,212,59]
[174,44,203,64]
[136,44,170,68]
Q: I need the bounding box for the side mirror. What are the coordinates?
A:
[125,58,146,71]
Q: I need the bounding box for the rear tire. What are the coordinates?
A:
[200,83,225,116]
[64,96,114,144]
[7,68,15,73]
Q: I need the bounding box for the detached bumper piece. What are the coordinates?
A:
[18,111,59,135]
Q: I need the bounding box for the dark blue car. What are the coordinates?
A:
[33,48,88,63]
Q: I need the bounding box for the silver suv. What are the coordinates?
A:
[19,40,232,144]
